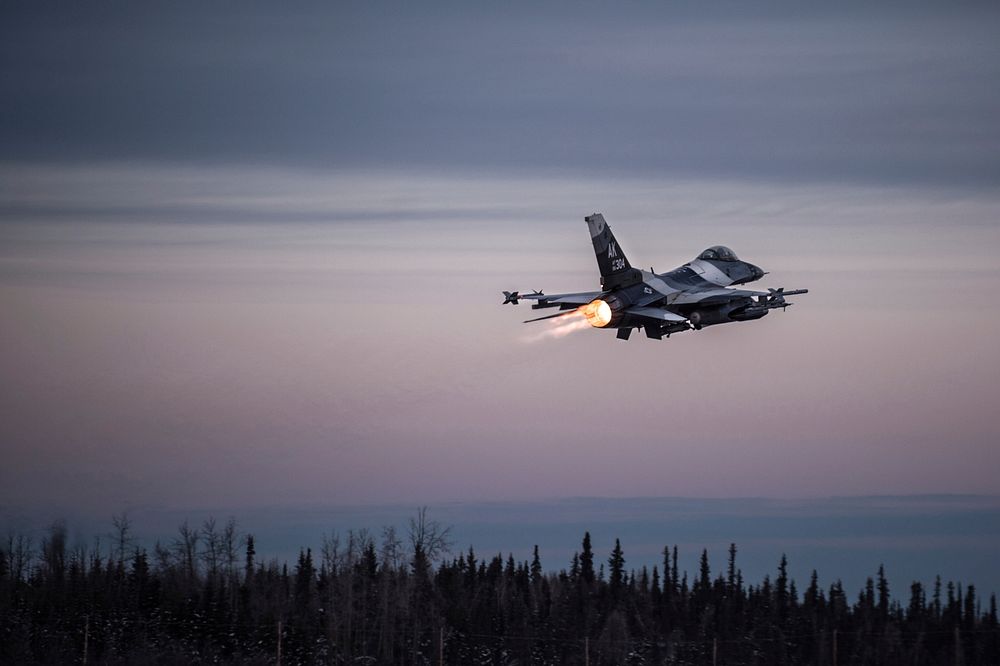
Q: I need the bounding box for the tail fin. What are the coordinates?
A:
[586,213,639,289]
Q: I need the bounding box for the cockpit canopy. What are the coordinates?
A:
[698,245,739,262]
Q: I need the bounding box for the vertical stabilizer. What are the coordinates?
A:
[586,213,639,289]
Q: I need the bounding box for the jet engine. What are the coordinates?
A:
[580,293,628,328]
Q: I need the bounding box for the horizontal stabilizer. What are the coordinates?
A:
[523,311,578,324]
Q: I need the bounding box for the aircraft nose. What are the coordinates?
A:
[750,264,765,280]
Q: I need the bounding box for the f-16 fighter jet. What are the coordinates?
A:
[503,213,807,340]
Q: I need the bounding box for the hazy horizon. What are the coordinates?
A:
[5,494,1000,601]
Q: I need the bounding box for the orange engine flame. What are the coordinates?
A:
[579,299,612,327]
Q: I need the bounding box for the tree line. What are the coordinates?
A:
[1,510,998,664]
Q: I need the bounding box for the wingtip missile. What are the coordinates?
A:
[503,289,545,305]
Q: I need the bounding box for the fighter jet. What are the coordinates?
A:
[503,213,807,340]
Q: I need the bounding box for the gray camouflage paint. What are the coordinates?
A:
[506,213,807,340]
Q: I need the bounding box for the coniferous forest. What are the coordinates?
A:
[2,512,998,665]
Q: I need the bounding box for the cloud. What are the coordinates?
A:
[2,3,999,184]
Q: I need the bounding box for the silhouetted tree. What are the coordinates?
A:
[580,532,595,585]
[2,516,999,665]
[608,538,625,604]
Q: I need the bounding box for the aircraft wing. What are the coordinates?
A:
[669,286,765,306]
[624,306,688,323]
[520,291,604,307]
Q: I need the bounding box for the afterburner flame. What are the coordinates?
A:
[519,298,613,344]
[580,299,613,327]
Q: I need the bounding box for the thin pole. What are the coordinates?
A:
[277,619,283,666]
[83,615,89,665]
[713,636,717,666]
[832,628,837,666]
[584,637,589,666]
[439,626,444,666]
[954,625,961,665]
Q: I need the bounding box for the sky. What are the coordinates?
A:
[2,3,1000,521]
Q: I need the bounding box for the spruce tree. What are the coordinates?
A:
[608,539,625,601]
[727,543,737,594]
[776,554,789,620]
[530,545,542,586]
[877,564,890,619]
[580,532,595,584]
[244,534,255,583]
